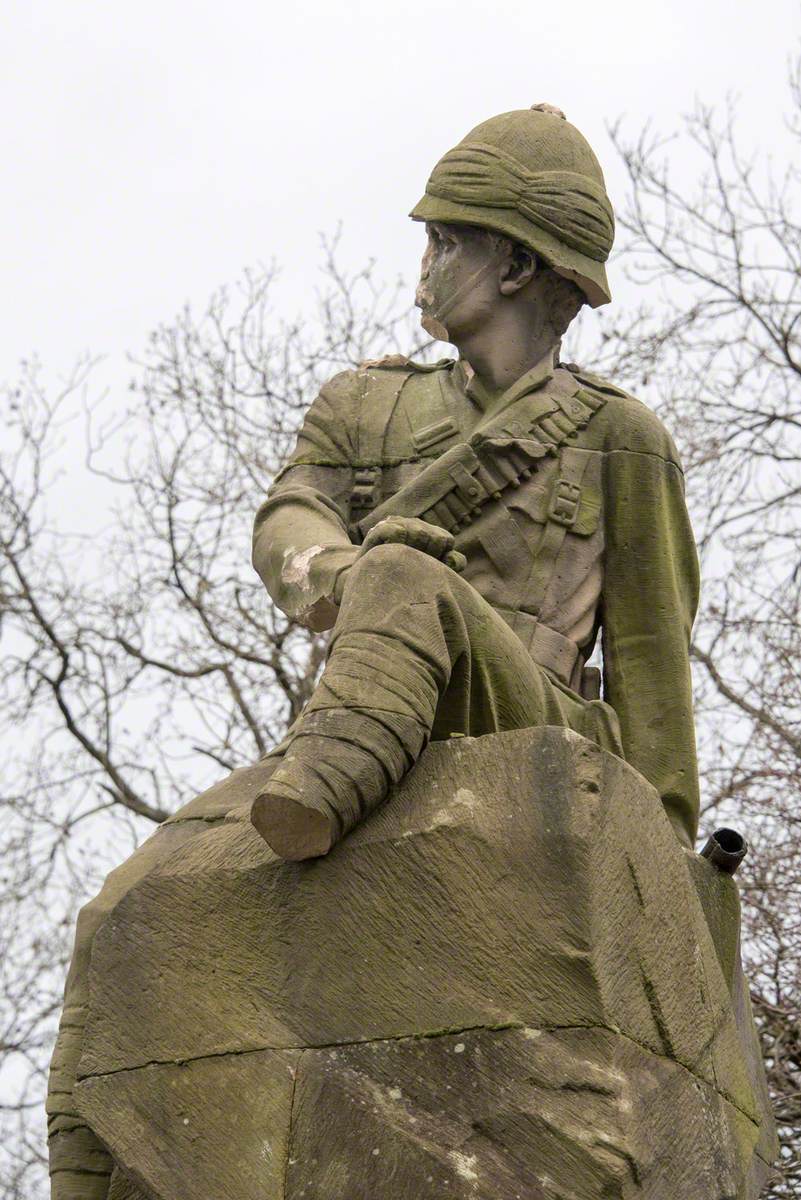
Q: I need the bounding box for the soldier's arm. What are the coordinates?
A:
[252,372,362,631]
[601,418,701,848]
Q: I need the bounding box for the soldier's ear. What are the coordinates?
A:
[498,244,538,296]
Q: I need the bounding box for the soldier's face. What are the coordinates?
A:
[416,222,504,344]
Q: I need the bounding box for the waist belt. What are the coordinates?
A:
[497,608,580,688]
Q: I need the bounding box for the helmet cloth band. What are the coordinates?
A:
[425,142,614,264]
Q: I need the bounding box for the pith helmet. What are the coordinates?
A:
[410,104,614,307]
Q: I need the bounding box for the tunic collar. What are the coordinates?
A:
[458,350,556,418]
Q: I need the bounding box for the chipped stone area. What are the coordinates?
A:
[281,545,326,592]
[278,544,341,631]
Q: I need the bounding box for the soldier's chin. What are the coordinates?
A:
[419,311,452,344]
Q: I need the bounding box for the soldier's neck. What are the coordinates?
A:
[453,310,559,408]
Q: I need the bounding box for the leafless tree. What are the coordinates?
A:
[1,65,799,1196]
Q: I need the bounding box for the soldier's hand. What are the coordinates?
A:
[359,517,466,573]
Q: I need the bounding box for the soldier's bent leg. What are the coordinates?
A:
[252,542,622,860]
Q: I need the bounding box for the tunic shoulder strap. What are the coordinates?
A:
[349,361,415,523]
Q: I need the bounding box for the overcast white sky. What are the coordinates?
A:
[1,0,798,383]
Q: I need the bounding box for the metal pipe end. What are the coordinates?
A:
[699,827,748,876]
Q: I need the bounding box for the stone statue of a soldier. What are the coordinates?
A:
[248,103,699,861]
[49,106,762,1200]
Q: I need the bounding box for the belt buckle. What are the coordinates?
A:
[548,479,581,527]
[351,467,380,511]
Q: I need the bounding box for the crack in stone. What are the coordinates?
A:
[77,1020,526,1083]
[76,1018,764,1132]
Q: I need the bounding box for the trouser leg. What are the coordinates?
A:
[251,543,622,860]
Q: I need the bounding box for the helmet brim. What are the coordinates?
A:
[410,194,611,309]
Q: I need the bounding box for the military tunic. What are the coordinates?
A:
[253,352,700,847]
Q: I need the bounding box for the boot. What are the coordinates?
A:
[251,708,426,860]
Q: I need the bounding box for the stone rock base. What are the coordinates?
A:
[75,728,777,1198]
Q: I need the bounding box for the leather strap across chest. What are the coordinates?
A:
[506,444,593,616]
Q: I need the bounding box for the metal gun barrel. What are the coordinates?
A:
[699,827,748,876]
